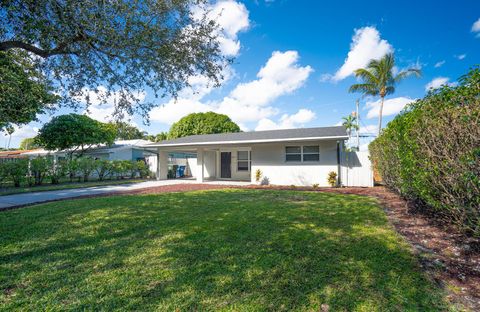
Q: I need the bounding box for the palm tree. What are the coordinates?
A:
[342,114,359,137]
[349,53,421,136]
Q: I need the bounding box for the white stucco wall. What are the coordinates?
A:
[250,140,339,186]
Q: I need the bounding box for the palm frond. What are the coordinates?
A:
[349,83,379,96]
[353,68,379,84]
[394,68,421,82]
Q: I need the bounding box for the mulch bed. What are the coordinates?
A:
[2,183,479,309]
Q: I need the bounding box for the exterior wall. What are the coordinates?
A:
[250,140,339,186]
[204,151,216,178]
[108,148,133,161]
[215,148,251,181]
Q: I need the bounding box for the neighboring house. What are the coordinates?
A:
[0,150,33,163]
[143,126,373,187]
[22,139,157,170]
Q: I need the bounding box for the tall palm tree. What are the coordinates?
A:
[349,53,421,136]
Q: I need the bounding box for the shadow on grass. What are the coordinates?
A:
[0,190,448,311]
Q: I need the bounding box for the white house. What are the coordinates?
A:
[22,139,158,169]
[143,126,373,187]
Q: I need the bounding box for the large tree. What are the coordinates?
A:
[19,137,41,150]
[168,112,240,139]
[349,53,421,136]
[0,50,59,132]
[36,114,116,155]
[0,0,227,121]
[110,121,147,140]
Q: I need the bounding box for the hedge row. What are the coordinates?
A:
[369,67,480,236]
[0,157,152,188]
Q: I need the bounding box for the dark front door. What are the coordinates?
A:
[221,152,231,179]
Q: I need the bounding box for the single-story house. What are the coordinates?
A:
[142,126,373,187]
[22,139,158,171]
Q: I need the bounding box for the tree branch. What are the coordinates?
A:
[0,35,85,57]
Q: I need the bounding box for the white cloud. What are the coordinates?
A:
[1,124,39,147]
[80,87,146,122]
[425,77,453,91]
[333,26,393,81]
[365,97,415,119]
[150,50,313,127]
[255,109,316,131]
[434,60,445,68]
[455,54,466,60]
[359,124,378,134]
[194,0,250,57]
[472,18,480,37]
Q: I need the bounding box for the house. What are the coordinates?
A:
[143,126,373,187]
[22,139,157,168]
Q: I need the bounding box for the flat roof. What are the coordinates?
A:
[145,126,348,148]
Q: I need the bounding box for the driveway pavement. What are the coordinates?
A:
[0,179,251,209]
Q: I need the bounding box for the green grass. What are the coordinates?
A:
[0,179,147,196]
[0,190,449,311]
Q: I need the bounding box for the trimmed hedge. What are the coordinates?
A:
[369,67,480,236]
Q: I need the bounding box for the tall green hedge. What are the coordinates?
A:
[369,67,480,236]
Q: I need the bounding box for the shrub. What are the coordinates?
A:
[369,67,480,236]
[255,169,262,183]
[65,158,79,182]
[29,157,51,185]
[2,159,28,187]
[327,171,337,187]
[50,159,66,184]
[136,161,150,178]
[77,157,95,182]
[94,159,112,181]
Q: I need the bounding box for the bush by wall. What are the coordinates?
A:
[369,67,480,236]
[0,157,153,188]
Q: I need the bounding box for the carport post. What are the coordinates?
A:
[157,149,168,180]
[197,148,204,183]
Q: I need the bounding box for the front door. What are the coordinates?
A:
[220,152,232,179]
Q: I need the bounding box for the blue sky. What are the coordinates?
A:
[3,0,479,148]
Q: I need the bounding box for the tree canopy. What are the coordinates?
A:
[0,0,227,122]
[36,114,116,153]
[0,50,59,132]
[110,121,147,140]
[19,137,41,150]
[168,112,241,139]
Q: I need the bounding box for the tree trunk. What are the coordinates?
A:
[378,96,385,136]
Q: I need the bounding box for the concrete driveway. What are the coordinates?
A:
[0,179,251,210]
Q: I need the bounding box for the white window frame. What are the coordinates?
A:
[237,150,251,171]
[285,145,320,163]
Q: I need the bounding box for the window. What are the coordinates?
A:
[237,151,250,171]
[303,146,319,161]
[285,146,301,162]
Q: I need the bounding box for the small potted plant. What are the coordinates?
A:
[255,169,262,185]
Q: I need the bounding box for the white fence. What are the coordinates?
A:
[340,151,374,187]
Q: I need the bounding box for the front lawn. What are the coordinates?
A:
[0,190,449,311]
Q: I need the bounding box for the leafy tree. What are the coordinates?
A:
[94,159,112,181]
[29,157,50,185]
[36,114,116,155]
[110,121,147,140]
[168,112,240,139]
[145,132,168,142]
[0,0,227,121]
[349,53,421,136]
[19,137,41,150]
[0,50,58,132]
